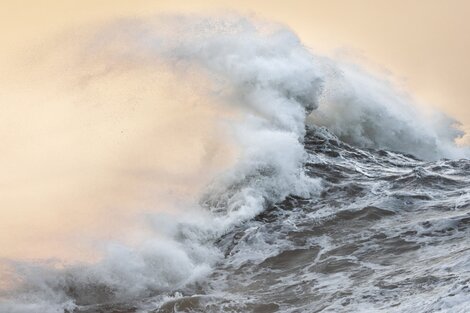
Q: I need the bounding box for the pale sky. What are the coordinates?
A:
[1,0,469,261]
[2,0,470,125]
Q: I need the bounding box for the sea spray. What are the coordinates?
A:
[1,15,324,312]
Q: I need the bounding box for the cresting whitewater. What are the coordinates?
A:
[1,14,470,313]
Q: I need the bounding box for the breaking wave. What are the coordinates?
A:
[0,14,468,313]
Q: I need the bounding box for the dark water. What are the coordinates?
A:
[76,127,470,313]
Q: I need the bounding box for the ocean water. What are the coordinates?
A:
[1,14,469,313]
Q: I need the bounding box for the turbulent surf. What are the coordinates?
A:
[1,14,469,313]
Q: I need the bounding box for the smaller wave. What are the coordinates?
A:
[309,61,469,160]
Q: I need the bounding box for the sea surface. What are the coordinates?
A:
[76,126,470,313]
